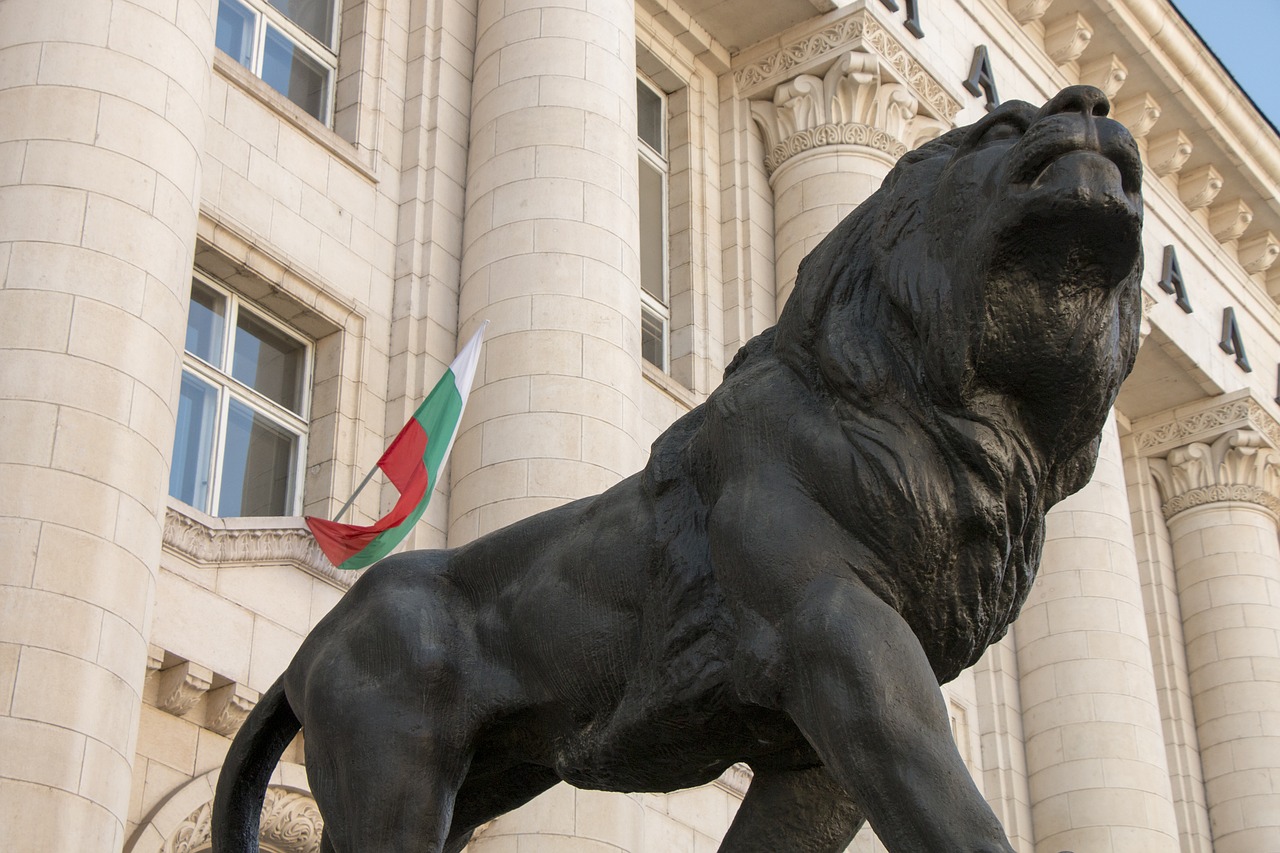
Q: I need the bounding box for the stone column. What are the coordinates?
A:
[450,2,644,528]
[1153,429,1280,853]
[1015,414,1180,852]
[0,0,214,850]
[747,51,944,313]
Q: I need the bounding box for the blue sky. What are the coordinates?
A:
[1171,0,1280,130]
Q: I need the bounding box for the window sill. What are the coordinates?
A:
[642,360,699,410]
[213,52,377,184]
[162,497,356,588]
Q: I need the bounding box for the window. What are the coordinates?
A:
[215,0,339,124]
[637,76,670,372]
[169,273,311,517]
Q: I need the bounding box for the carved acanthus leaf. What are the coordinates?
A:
[1113,93,1161,139]
[1044,12,1093,65]
[207,681,260,736]
[163,787,324,853]
[1009,0,1054,24]
[1178,164,1224,210]
[1148,429,1280,519]
[734,10,960,121]
[1147,130,1193,177]
[1209,198,1254,243]
[1080,54,1128,99]
[1239,232,1280,274]
[157,660,213,717]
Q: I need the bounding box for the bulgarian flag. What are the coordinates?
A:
[305,323,487,570]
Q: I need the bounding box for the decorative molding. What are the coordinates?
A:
[1178,164,1224,211]
[157,660,213,718]
[1113,93,1162,140]
[1141,290,1157,316]
[163,506,353,588]
[1080,54,1128,99]
[1147,130,1193,177]
[1239,231,1280,275]
[764,122,908,174]
[734,10,960,122]
[713,762,754,796]
[1044,12,1093,65]
[750,51,919,176]
[207,682,260,737]
[1008,0,1054,24]
[1132,391,1280,456]
[163,787,323,853]
[1150,429,1280,519]
[1209,197,1254,243]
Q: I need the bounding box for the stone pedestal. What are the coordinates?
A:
[1015,415,1180,852]
[450,0,646,545]
[1154,428,1280,853]
[0,0,214,849]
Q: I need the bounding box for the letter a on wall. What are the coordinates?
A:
[964,46,999,112]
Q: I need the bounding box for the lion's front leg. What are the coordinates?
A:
[780,574,1014,853]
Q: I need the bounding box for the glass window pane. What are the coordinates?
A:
[262,26,329,121]
[215,0,256,68]
[169,372,219,512]
[267,0,334,44]
[218,399,297,517]
[232,308,305,413]
[641,307,665,370]
[638,155,666,303]
[186,279,226,364]
[637,79,664,155]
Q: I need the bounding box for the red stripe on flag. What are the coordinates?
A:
[305,420,430,567]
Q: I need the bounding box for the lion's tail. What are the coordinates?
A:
[211,675,300,852]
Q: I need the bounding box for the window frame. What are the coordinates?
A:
[172,270,313,518]
[637,73,671,374]
[215,0,340,126]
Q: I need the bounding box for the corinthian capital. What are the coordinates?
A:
[749,51,944,176]
[1150,429,1280,519]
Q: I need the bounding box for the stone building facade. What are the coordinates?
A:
[1,0,1278,850]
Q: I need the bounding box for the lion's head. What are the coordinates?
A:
[776,85,1143,498]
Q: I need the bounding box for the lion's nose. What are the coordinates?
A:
[1035,85,1111,121]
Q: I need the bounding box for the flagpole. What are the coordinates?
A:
[333,465,379,523]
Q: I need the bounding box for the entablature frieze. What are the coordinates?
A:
[1131,389,1280,458]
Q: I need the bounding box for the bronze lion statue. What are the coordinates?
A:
[214,86,1143,853]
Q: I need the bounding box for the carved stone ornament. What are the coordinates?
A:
[1149,429,1280,519]
[1008,0,1054,24]
[1133,391,1280,456]
[733,9,961,122]
[1239,231,1280,275]
[163,787,323,853]
[1080,54,1128,100]
[1209,197,1254,243]
[158,660,213,717]
[749,51,947,176]
[1113,93,1162,140]
[1178,163,1224,210]
[163,506,352,588]
[207,681,261,736]
[1044,12,1093,65]
[1147,130,1194,177]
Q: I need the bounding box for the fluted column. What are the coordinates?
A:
[1152,429,1280,853]
[748,50,944,312]
[1015,414,1180,852]
[450,0,645,544]
[0,0,214,849]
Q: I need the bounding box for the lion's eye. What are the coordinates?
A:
[979,122,1022,145]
